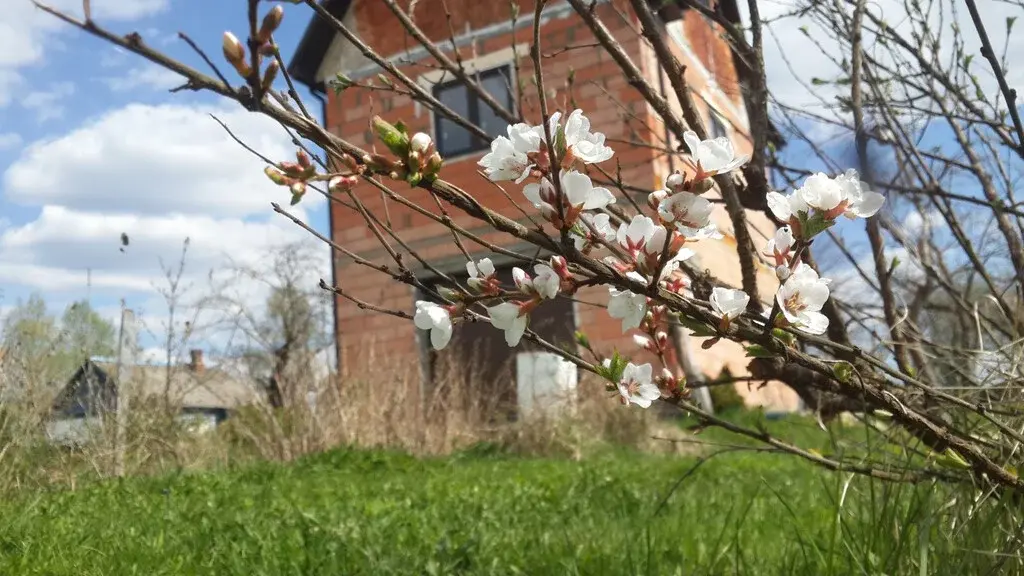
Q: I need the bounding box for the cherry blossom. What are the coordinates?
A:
[466,258,498,293]
[562,109,614,164]
[413,301,454,350]
[835,169,886,218]
[767,170,886,230]
[572,212,615,251]
[682,130,750,176]
[487,301,529,346]
[513,264,560,300]
[765,226,795,267]
[608,272,649,332]
[613,215,694,279]
[522,170,615,226]
[776,263,831,335]
[617,362,661,408]
[710,287,750,322]
[657,191,715,237]
[478,123,543,183]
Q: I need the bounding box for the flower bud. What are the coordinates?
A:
[666,172,684,192]
[257,5,284,43]
[550,255,570,278]
[264,166,287,185]
[410,132,433,155]
[289,180,306,196]
[693,177,715,194]
[425,152,443,175]
[261,59,279,92]
[296,149,312,169]
[775,264,791,281]
[339,153,359,172]
[655,331,668,349]
[329,175,358,193]
[647,189,667,211]
[632,334,654,352]
[222,31,245,64]
[437,287,461,301]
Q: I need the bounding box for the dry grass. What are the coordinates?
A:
[0,337,676,494]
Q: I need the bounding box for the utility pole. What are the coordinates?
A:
[113,305,137,477]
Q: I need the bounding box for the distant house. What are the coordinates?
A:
[48,350,263,445]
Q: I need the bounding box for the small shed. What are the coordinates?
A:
[48,350,262,444]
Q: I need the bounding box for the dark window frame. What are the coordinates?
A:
[430,65,514,158]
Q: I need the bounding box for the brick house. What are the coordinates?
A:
[288,0,800,412]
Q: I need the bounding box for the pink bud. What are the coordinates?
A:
[296,149,312,169]
[329,175,358,193]
[655,331,668,349]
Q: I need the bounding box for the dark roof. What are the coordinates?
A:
[287,0,353,92]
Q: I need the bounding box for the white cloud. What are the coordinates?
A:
[0,100,331,350]
[0,0,167,106]
[3,102,317,218]
[19,81,75,121]
[0,133,21,151]
[103,65,183,92]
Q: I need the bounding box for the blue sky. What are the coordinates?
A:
[1,0,1019,362]
[1,0,330,359]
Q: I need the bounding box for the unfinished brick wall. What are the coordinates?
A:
[320,0,799,412]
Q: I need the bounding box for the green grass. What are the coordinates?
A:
[0,414,1018,575]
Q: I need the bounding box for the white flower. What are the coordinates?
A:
[572,212,616,250]
[563,109,614,163]
[776,263,831,335]
[607,272,648,332]
[615,214,693,276]
[413,301,453,350]
[657,191,715,237]
[767,171,885,225]
[466,258,496,291]
[835,169,885,218]
[796,172,845,212]
[658,247,696,281]
[683,130,749,175]
[523,169,615,217]
[617,362,661,408]
[766,189,810,223]
[410,132,433,154]
[478,123,542,183]
[765,226,795,266]
[710,287,749,321]
[512,264,560,300]
[616,214,661,252]
[487,301,529,346]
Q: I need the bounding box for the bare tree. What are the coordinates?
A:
[35,0,1024,496]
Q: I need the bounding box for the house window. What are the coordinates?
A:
[431,65,513,157]
[709,108,729,140]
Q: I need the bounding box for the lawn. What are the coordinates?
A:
[0,414,1013,575]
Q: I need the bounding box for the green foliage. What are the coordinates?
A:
[0,442,1019,575]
